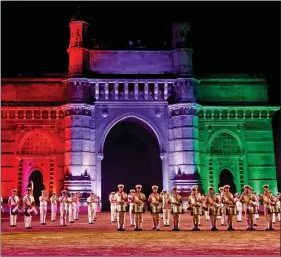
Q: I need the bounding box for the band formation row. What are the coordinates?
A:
[3,184,281,231]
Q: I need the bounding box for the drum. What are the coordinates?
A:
[116,204,128,212]
[26,207,38,216]
[151,204,163,214]
[191,207,202,216]
[172,205,184,214]
[133,204,144,213]
[209,207,222,216]
[246,206,259,214]
[226,205,237,215]
[268,205,281,213]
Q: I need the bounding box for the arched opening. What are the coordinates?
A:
[218,169,236,195]
[28,170,45,204]
[101,119,163,210]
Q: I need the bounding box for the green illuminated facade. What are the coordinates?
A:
[194,75,279,194]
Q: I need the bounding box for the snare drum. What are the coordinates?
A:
[26,207,38,216]
[226,205,237,215]
[116,204,128,212]
[191,207,202,216]
[133,204,144,213]
[172,205,183,214]
[268,205,281,213]
[151,204,163,214]
[209,207,221,216]
[246,206,259,214]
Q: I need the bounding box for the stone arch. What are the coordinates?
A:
[18,130,54,155]
[101,113,164,155]
[208,129,242,156]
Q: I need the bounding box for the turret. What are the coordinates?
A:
[67,7,90,77]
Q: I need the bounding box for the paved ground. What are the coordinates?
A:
[1,211,280,256]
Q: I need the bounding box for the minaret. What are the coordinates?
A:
[67,7,90,77]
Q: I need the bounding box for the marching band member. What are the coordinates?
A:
[68,193,75,223]
[39,190,49,225]
[260,184,276,230]
[23,187,36,229]
[194,185,202,226]
[235,193,243,222]
[205,186,220,231]
[128,189,136,227]
[76,192,81,220]
[169,186,183,231]
[50,192,58,221]
[87,192,96,224]
[250,188,258,226]
[218,187,226,226]
[148,185,162,231]
[161,189,171,226]
[58,190,68,226]
[8,189,20,227]
[240,185,257,230]
[221,185,235,231]
[72,193,78,222]
[114,184,128,231]
[188,186,202,231]
[109,192,117,223]
[276,193,281,222]
[133,184,146,231]
[93,194,100,221]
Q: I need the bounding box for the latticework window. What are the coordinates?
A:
[20,133,52,155]
[210,132,240,156]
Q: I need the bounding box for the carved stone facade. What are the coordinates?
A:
[1,18,279,206]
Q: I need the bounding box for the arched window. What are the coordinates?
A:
[20,133,52,155]
[210,132,240,156]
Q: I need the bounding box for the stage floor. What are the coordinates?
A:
[1,211,280,256]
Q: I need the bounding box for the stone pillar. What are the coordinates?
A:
[62,104,95,204]
[168,78,200,192]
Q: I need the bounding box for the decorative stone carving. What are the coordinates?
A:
[155,108,161,118]
[101,106,108,117]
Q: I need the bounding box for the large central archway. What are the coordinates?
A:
[101,119,163,210]
[218,169,236,195]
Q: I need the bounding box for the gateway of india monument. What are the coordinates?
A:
[1,11,279,208]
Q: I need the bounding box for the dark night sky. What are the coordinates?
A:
[1,2,280,194]
[1,1,280,105]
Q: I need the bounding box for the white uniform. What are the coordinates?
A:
[68,196,74,222]
[58,195,68,226]
[128,194,135,226]
[236,199,243,222]
[1,196,3,212]
[23,194,36,228]
[93,195,99,220]
[76,194,80,220]
[39,195,49,224]
[87,195,95,224]
[8,195,20,226]
[70,195,78,222]
[161,192,171,226]
[114,191,128,230]
[109,194,117,222]
[276,198,281,222]
[50,195,58,221]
